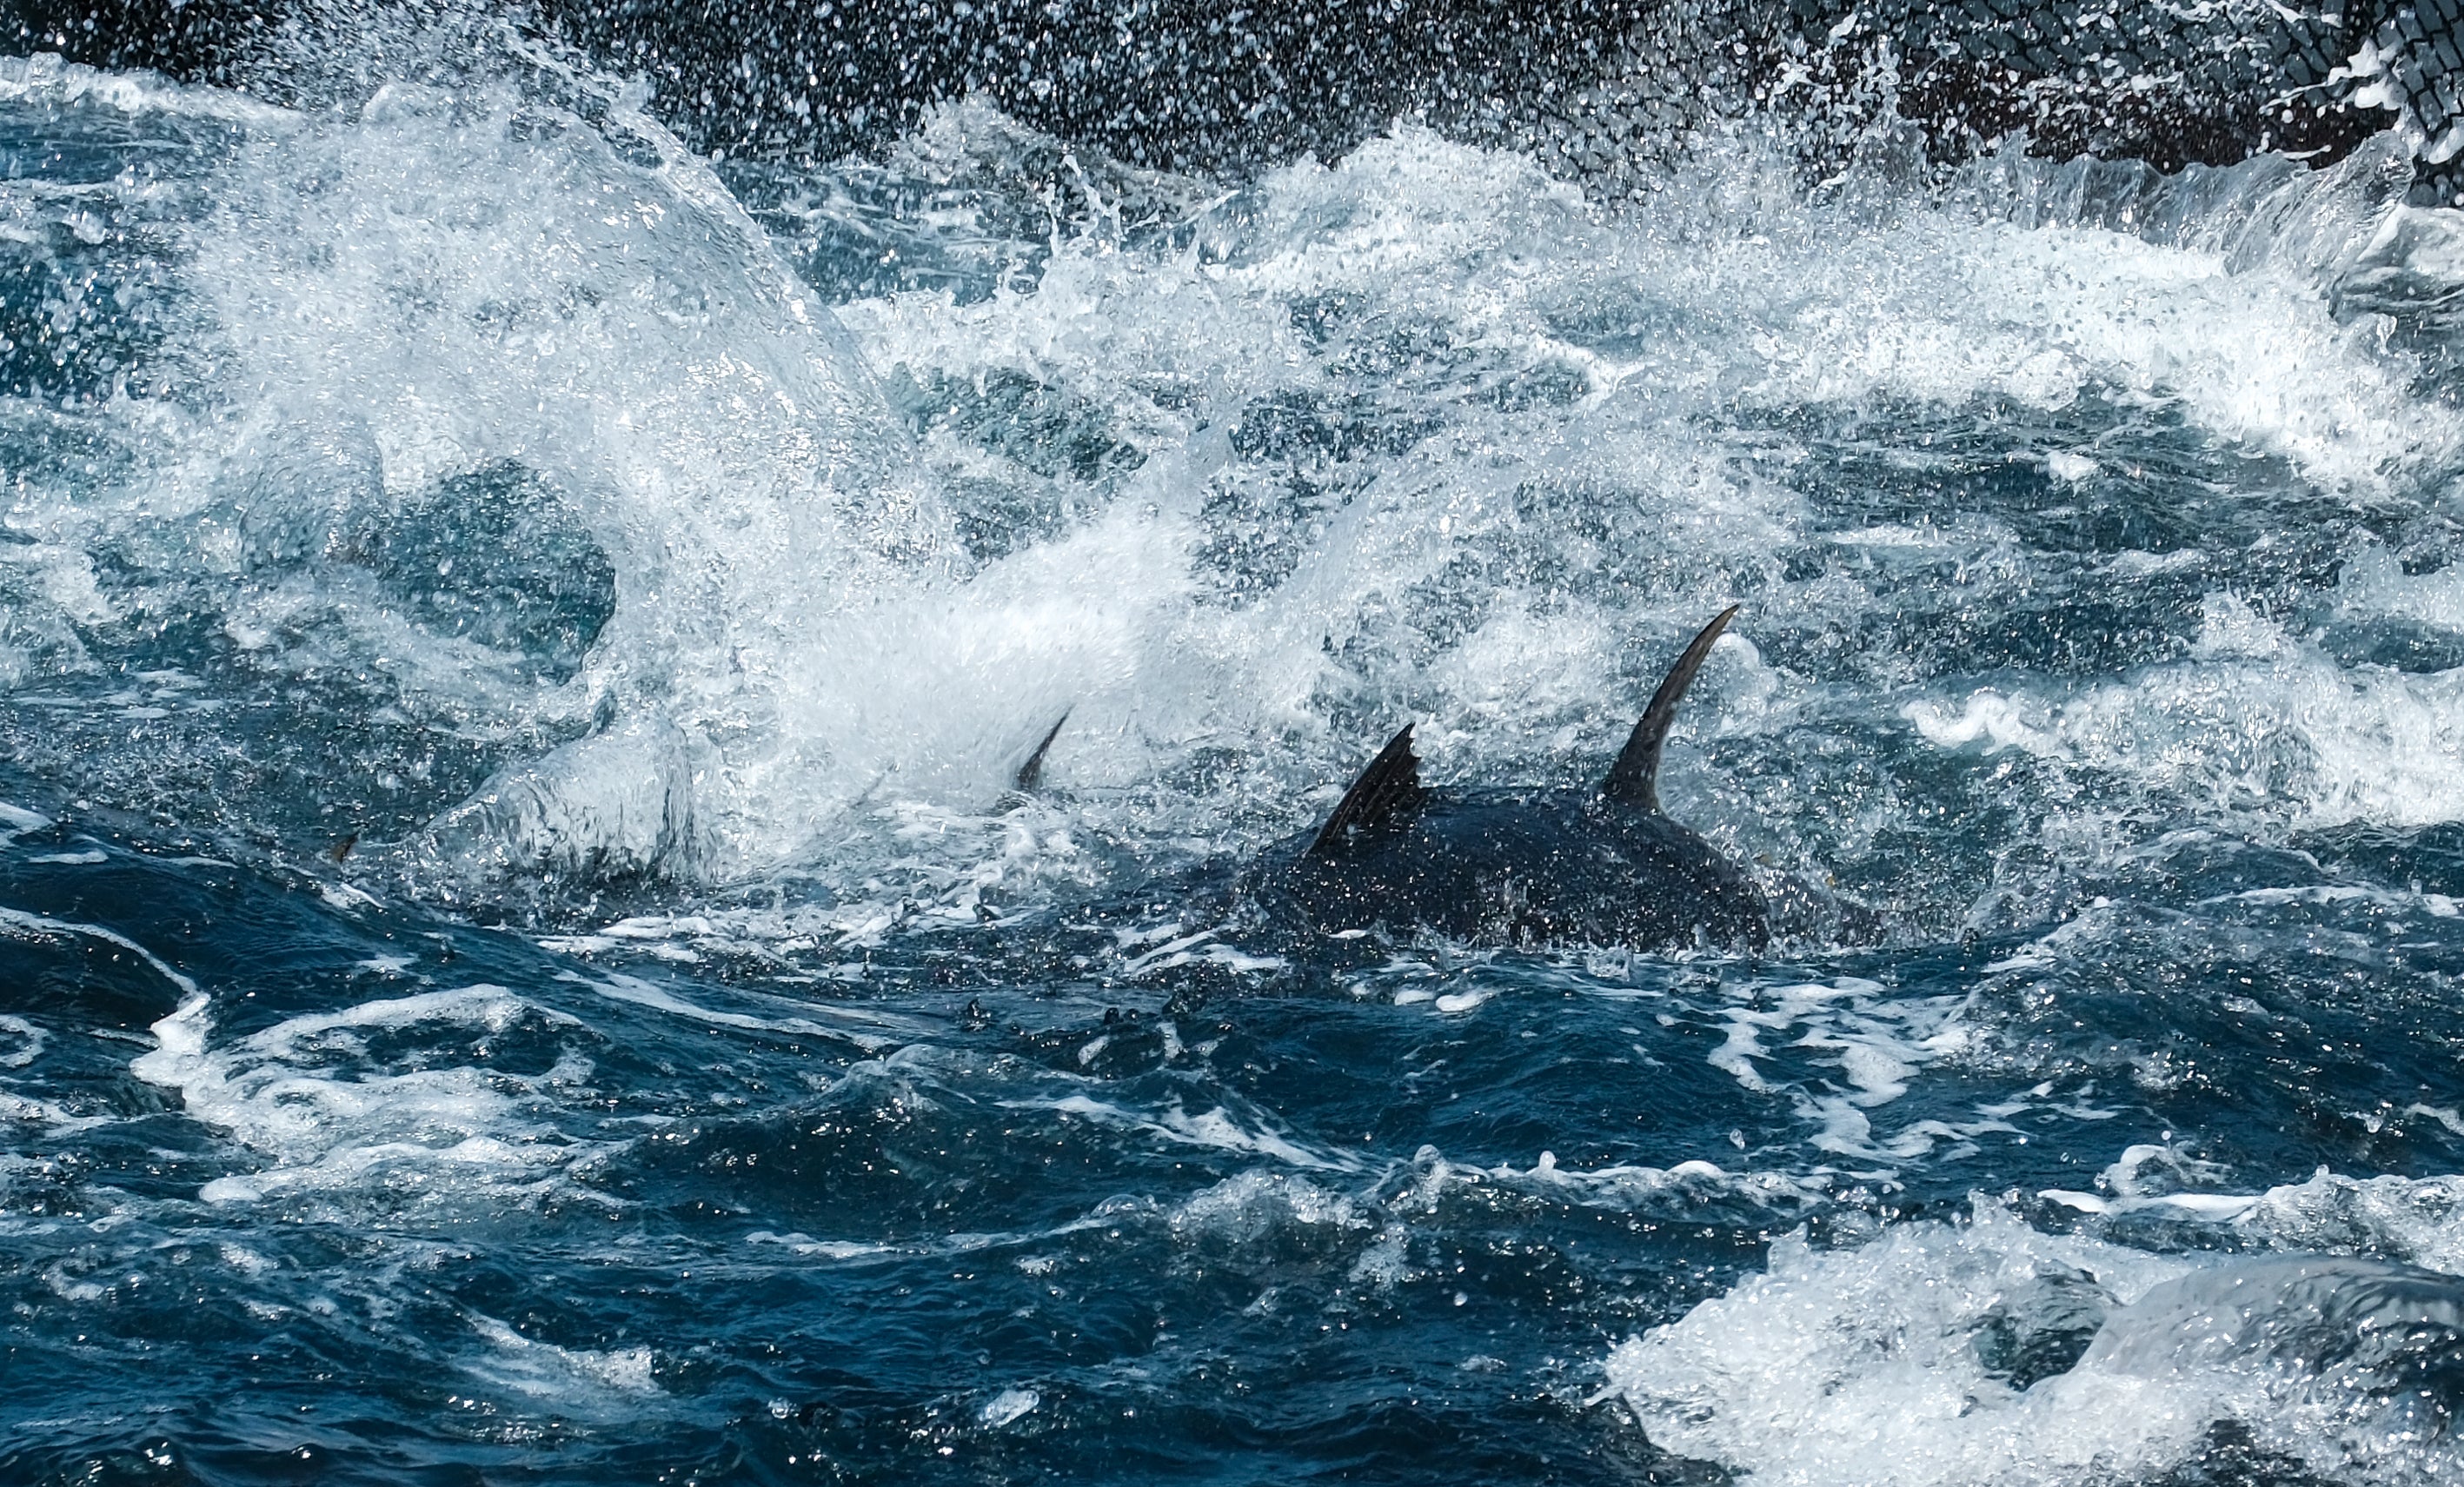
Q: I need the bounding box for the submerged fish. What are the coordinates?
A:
[1245,607,1767,952]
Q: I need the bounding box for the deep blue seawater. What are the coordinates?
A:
[10,21,2464,1486]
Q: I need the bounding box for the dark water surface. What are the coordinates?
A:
[7,22,2464,1486]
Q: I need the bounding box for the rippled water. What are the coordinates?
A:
[8,17,2464,1485]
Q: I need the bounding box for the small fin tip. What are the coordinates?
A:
[1014,710,1070,793]
[1306,721,1424,857]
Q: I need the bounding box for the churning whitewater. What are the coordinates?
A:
[8,14,2464,1485]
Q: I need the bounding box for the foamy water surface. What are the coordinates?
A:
[5,19,2464,1484]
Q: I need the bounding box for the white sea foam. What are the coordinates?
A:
[1170,1171,1372,1239]
[463,1314,658,1404]
[980,1386,1040,1428]
[1475,1149,1833,1213]
[0,1088,112,1134]
[1604,1194,2464,1486]
[561,966,926,1049]
[132,985,604,1205]
[745,1231,900,1262]
[1907,601,2464,831]
[2235,1169,2464,1276]
[0,1013,45,1069]
[1024,1093,1363,1172]
[1609,1158,2464,1485]
[0,51,294,123]
[1697,976,1984,1165]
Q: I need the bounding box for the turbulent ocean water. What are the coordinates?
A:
[10,15,2464,1484]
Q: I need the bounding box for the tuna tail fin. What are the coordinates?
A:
[1015,712,1070,793]
[1601,605,1740,813]
[1307,723,1425,857]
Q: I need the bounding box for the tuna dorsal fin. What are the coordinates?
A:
[1602,605,1740,813]
[1015,711,1070,793]
[1307,723,1425,857]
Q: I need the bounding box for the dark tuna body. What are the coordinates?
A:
[1249,787,1768,952]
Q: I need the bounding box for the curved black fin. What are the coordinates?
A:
[1015,711,1069,793]
[1307,723,1425,858]
[1602,605,1740,813]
